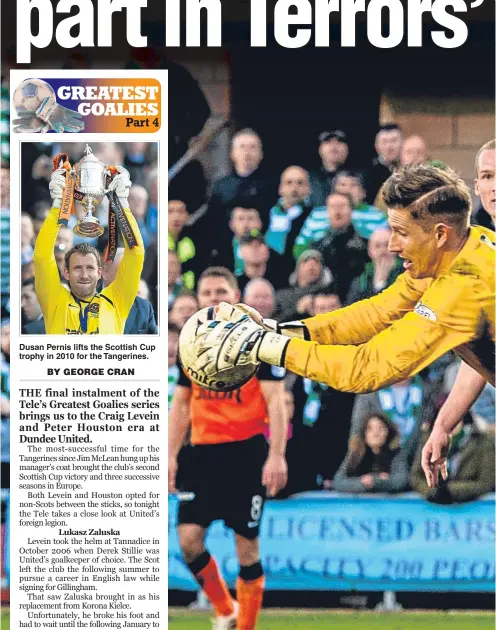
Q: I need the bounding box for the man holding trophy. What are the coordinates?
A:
[33,145,145,334]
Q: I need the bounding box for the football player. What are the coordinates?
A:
[34,167,144,334]
[169,267,288,630]
[201,163,494,444]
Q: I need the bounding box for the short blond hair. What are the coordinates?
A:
[382,164,472,234]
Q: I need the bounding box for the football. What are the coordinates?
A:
[13,79,55,115]
[178,306,259,392]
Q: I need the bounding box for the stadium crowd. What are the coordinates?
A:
[169,125,496,503]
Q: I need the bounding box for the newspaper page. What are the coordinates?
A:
[1,2,495,630]
[8,69,167,630]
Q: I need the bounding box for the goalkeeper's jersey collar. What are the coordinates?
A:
[66,291,113,335]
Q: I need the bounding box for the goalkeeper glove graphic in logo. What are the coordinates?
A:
[35,96,85,133]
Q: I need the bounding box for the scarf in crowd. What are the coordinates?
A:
[378,376,423,444]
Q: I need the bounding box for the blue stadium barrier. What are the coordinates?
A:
[168,492,495,592]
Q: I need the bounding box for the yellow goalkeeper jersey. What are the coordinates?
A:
[33,207,144,335]
[284,225,495,393]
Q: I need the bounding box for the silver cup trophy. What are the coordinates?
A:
[71,144,107,238]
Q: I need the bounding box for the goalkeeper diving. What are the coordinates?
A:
[33,167,144,334]
[195,163,494,401]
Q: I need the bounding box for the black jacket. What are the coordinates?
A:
[195,167,277,261]
[364,158,396,205]
[314,225,369,302]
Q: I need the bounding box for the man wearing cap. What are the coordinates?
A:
[310,130,349,207]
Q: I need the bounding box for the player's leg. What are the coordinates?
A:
[234,534,265,630]
[224,436,268,630]
[178,523,236,619]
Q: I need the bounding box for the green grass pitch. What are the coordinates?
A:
[168,609,495,629]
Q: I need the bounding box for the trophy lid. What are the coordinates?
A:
[78,144,105,167]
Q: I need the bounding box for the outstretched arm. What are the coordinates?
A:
[301,272,430,345]
[104,170,145,319]
[202,273,483,395]
[217,272,430,346]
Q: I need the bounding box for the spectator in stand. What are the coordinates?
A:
[346,227,402,305]
[236,230,287,294]
[204,128,275,227]
[294,173,387,258]
[168,322,181,411]
[401,135,428,166]
[365,124,403,204]
[333,413,409,494]
[169,291,199,330]
[168,251,183,308]
[350,376,429,466]
[243,278,276,319]
[291,290,342,320]
[21,278,44,334]
[21,213,35,265]
[213,202,262,274]
[410,412,495,503]
[128,185,152,249]
[333,171,388,239]
[101,248,158,335]
[473,139,495,230]
[265,166,313,273]
[375,135,448,213]
[312,192,369,302]
[310,291,342,316]
[275,249,333,322]
[168,200,200,290]
[310,130,349,207]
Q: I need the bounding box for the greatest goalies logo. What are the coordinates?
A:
[12,78,159,133]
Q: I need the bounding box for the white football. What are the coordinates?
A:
[13,79,55,115]
[178,306,259,392]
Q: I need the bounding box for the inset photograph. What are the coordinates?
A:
[21,141,159,335]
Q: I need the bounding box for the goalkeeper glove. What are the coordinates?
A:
[49,168,67,209]
[36,96,85,133]
[12,112,49,133]
[107,166,132,208]
[196,316,291,377]
[215,301,309,340]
